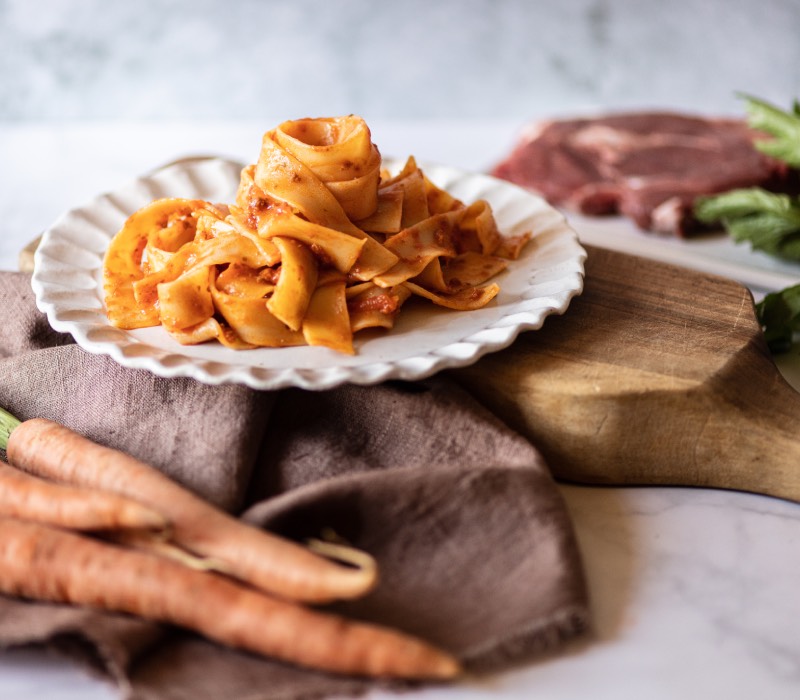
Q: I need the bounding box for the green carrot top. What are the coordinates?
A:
[0,407,21,454]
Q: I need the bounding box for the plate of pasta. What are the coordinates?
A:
[32,116,586,390]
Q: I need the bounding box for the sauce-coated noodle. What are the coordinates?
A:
[103,116,530,354]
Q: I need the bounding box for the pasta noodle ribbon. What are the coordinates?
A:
[347,283,412,333]
[355,188,404,234]
[252,134,398,281]
[102,115,531,354]
[302,272,353,354]
[132,231,274,308]
[254,135,364,237]
[273,116,382,221]
[373,211,462,288]
[457,200,502,255]
[210,276,305,349]
[266,236,318,331]
[157,266,214,332]
[104,198,208,329]
[378,157,431,229]
[258,216,366,274]
[403,281,500,310]
[441,252,508,291]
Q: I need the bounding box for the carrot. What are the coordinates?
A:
[4,416,376,604]
[0,460,167,532]
[0,516,460,680]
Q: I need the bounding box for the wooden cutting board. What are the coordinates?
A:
[454,244,800,503]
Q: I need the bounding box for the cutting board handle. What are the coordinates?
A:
[455,246,800,503]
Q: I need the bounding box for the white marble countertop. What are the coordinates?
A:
[1,121,800,700]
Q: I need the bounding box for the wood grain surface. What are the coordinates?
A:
[454,244,800,503]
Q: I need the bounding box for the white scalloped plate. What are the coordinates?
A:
[32,158,586,390]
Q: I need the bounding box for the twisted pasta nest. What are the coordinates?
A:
[103,115,531,354]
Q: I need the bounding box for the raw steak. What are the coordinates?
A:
[492,112,795,236]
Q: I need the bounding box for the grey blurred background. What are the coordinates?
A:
[2,0,799,123]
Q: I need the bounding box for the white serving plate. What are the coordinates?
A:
[32,157,586,390]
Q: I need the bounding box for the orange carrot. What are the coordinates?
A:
[0,516,460,680]
[0,460,167,532]
[5,418,376,604]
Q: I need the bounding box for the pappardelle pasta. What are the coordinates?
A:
[103,115,531,354]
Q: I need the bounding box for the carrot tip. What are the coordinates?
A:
[429,654,463,680]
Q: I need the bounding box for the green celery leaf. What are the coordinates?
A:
[695,188,797,222]
[694,188,800,261]
[700,94,800,353]
[775,232,800,260]
[741,94,800,168]
[756,283,800,353]
[726,213,800,259]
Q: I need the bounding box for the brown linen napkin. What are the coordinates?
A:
[0,270,589,700]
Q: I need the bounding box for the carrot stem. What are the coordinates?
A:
[0,407,20,453]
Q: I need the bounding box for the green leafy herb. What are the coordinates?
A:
[693,95,800,261]
[741,93,800,168]
[693,94,800,353]
[756,284,800,353]
[694,188,800,260]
